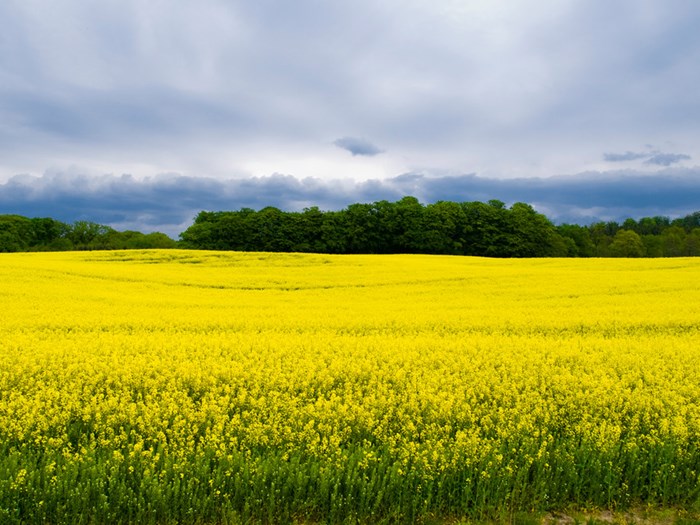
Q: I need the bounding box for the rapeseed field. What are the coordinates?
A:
[1,250,699,524]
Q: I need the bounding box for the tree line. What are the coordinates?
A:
[0,215,176,252]
[179,197,700,257]
[4,198,700,256]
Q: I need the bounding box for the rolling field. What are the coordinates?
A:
[1,250,700,524]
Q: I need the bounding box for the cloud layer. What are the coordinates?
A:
[4,169,700,238]
[1,1,700,181]
[2,1,700,232]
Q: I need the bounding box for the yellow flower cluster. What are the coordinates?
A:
[1,250,699,523]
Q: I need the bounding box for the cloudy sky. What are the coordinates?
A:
[2,0,700,236]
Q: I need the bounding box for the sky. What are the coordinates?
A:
[2,0,700,237]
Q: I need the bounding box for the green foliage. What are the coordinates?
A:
[181,198,567,258]
[609,230,646,257]
[586,214,700,257]
[0,215,175,253]
[557,224,595,257]
[0,215,34,252]
[7,202,700,257]
[179,200,700,258]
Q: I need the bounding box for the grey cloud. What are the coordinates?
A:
[603,151,651,162]
[4,168,700,238]
[603,150,691,167]
[412,171,700,213]
[333,137,384,157]
[645,153,691,166]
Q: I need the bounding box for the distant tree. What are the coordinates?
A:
[30,217,69,248]
[609,230,645,257]
[215,209,256,250]
[179,212,220,249]
[507,202,567,257]
[1,214,173,252]
[391,196,425,253]
[0,215,33,252]
[588,222,613,256]
[249,207,295,252]
[638,216,670,235]
[178,201,700,258]
[604,221,621,236]
[297,207,326,252]
[557,224,595,257]
[342,202,385,253]
[622,218,638,232]
[68,221,115,249]
[0,231,23,252]
[319,211,347,254]
[672,211,700,232]
[117,231,177,249]
[423,201,468,255]
[641,235,663,257]
[686,228,700,256]
[661,226,687,257]
[460,201,508,256]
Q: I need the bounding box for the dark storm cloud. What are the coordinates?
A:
[411,170,700,223]
[333,137,384,157]
[3,168,700,237]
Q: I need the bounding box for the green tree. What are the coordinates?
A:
[0,215,33,252]
[686,228,700,256]
[68,221,114,249]
[641,235,663,257]
[638,216,670,235]
[342,202,385,253]
[216,209,256,250]
[507,202,567,257]
[422,201,469,255]
[391,196,425,253]
[557,224,595,257]
[177,202,700,258]
[672,211,700,232]
[118,232,177,249]
[609,230,645,257]
[30,217,69,248]
[179,218,216,249]
[296,207,327,252]
[622,217,638,232]
[588,222,613,256]
[661,226,686,256]
[319,211,347,254]
[460,201,508,256]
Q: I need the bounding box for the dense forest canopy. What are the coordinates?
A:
[3,197,700,257]
[179,197,700,258]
